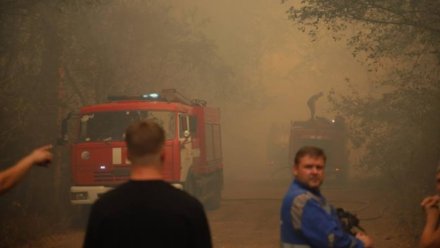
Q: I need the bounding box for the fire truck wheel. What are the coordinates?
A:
[204,182,221,211]
[184,172,199,198]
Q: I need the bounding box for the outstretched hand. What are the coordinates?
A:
[29,145,53,166]
[0,144,54,195]
[421,195,440,209]
[356,232,373,248]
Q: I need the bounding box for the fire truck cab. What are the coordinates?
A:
[66,89,223,209]
[288,116,348,182]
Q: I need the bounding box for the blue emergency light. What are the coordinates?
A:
[108,89,198,105]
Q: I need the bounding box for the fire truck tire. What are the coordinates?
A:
[204,176,222,211]
[205,186,221,210]
[184,172,199,197]
[185,171,222,210]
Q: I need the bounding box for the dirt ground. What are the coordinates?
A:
[19,165,416,248]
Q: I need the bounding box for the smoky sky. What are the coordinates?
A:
[168,0,374,183]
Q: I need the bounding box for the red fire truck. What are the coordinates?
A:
[63,89,223,209]
[288,116,349,182]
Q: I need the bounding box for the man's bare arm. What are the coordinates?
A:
[0,145,53,195]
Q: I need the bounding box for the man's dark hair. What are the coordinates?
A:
[294,146,327,165]
[125,120,165,157]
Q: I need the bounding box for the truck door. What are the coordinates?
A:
[178,113,193,181]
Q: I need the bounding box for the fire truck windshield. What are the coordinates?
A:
[79,110,176,142]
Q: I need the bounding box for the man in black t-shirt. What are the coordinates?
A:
[83,120,212,248]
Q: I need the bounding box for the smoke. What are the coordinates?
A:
[168,0,374,196]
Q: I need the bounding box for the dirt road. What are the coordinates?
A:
[20,166,413,248]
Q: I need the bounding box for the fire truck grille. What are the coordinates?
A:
[94,168,130,182]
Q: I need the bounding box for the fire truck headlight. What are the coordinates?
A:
[142,93,159,99]
[81,151,90,160]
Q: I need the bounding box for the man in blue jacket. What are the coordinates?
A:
[280,146,373,248]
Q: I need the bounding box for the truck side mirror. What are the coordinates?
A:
[183,130,190,138]
[58,112,73,145]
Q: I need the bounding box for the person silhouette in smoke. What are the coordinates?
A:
[307,92,323,120]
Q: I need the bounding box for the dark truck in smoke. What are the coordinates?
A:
[288,116,349,182]
[61,89,223,210]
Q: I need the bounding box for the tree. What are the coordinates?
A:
[57,0,238,106]
[0,0,237,245]
[284,0,440,243]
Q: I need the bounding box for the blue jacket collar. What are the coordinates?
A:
[292,179,321,196]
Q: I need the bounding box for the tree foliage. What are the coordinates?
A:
[285,0,440,241]
[0,0,236,171]
[284,0,440,62]
[0,0,237,245]
[59,0,237,106]
[284,0,440,173]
